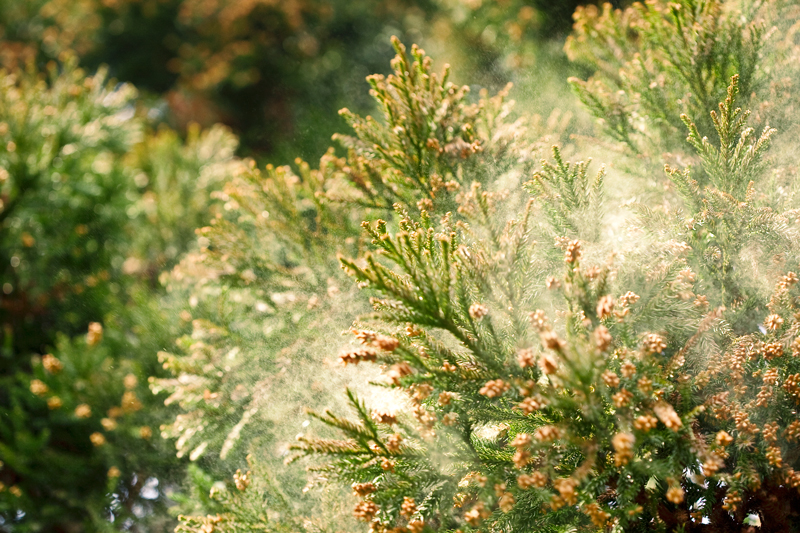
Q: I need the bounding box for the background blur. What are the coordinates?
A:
[1,0,617,160]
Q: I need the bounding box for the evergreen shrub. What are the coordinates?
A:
[166,2,800,531]
[0,58,237,531]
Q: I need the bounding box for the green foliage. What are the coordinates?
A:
[0,59,138,352]
[0,0,602,159]
[156,40,547,532]
[0,59,235,530]
[333,37,537,212]
[524,145,605,240]
[153,36,536,461]
[658,75,791,331]
[7,1,800,532]
[679,75,775,196]
[126,123,238,270]
[565,0,777,154]
[292,81,800,533]
[187,10,800,533]
[174,458,356,533]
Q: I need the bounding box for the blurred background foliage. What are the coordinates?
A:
[0,58,240,531]
[0,0,621,160]
[0,0,625,531]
